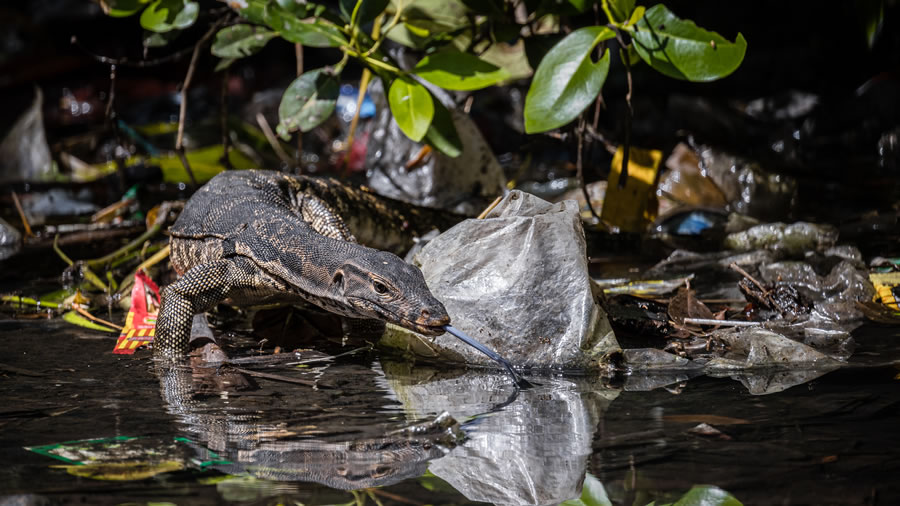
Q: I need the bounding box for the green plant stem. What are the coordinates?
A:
[1,295,61,309]
[600,0,620,27]
[342,47,403,74]
[362,8,403,58]
[612,27,634,189]
[85,221,164,269]
[54,235,109,292]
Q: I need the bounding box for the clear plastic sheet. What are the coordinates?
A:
[381,190,619,370]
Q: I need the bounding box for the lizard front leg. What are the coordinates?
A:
[155,257,256,358]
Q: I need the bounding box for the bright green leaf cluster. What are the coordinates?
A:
[102,0,748,158]
[524,2,747,133]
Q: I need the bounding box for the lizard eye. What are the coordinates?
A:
[373,281,389,294]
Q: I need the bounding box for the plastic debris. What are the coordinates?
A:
[724,221,839,256]
[364,79,506,214]
[658,142,729,209]
[0,217,22,261]
[336,83,376,122]
[381,190,618,370]
[601,146,663,232]
[697,143,798,221]
[869,272,900,309]
[0,88,54,183]
[113,270,160,354]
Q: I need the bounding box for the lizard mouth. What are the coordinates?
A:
[347,298,449,336]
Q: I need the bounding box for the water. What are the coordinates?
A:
[1,317,898,505]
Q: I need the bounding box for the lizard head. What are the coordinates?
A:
[332,250,450,336]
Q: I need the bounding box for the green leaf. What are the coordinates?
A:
[632,4,747,82]
[340,0,389,25]
[413,50,510,91]
[143,29,180,48]
[524,26,614,133]
[214,58,237,72]
[232,0,269,25]
[211,25,277,58]
[670,485,743,506]
[62,311,118,333]
[388,78,434,142]
[263,4,347,47]
[103,0,146,18]
[385,0,469,49]
[560,473,613,506]
[277,69,340,138]
[566,0,592,13]
[424,99,462,157]
[140,0,198,33]
[604,0,635,23]
[275,0,311,16]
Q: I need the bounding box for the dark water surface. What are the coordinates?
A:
[1,318,898,505]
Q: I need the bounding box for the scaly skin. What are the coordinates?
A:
[154,170,453,358]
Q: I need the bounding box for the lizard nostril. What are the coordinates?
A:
[421,309,431,320]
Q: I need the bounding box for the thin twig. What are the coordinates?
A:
[576,118,601,221]
[71,35,197,68]
[219,68,233,170]
[176,19,227,186]
[294,43,304,165]
[343,68,373,168]
[612,29,634,189]
[585,124,618,154]
[728,262,768,294]
[74,305,123,331]
[682,318,759,327]
[10,192,32,237]
[477,195,503,219]
[256,113,293,166]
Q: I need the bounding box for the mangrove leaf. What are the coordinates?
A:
[632,4,747,82]
[140,0,198,33]
[524,26,614,133]
[388,77,434,142]
[414,50,511,91]
[263,4,347,47]
[277,69,340,138]
[211,25,277,59]
[424,99,462,157]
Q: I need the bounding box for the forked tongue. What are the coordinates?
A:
[443,325,533,388]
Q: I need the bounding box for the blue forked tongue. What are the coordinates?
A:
[443,325,533,388]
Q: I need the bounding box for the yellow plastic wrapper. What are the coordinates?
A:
[601,146,663,232]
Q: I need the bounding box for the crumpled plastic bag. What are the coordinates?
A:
[758,259,874,322]
[0,88,54,183]
[364,79,506,215]
[381,190,619,370]
[0,217,22,261]
[724,221,838,256]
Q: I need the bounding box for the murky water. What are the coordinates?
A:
[1,316,898,505]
